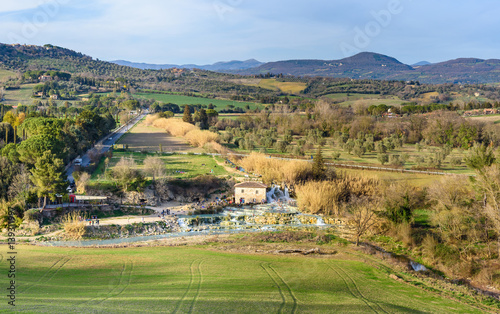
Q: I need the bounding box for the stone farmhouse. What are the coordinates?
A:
[234,182,267,204]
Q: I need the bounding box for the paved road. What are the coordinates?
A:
[66,112,147,183]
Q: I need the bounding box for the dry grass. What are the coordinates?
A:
[153,118,197,137]
[184,130,220,147]
[144,114,160,125]
[239,152,313,184]
[150,117,220,148]
[295,175,379,216]
[62,211,87,240]
[204,141,229,155]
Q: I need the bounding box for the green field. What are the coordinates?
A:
[0,69,17,82]
[92,152,233,183]
[1,244,486,313]
[324,93,404,107]
[134,92,260,110]
[1,84,38,106]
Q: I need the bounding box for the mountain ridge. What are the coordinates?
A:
[2,43,500,84]
[110,59,264,71]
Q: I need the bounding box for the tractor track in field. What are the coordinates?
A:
[326,261,387,314]
[188,260,204,314]
[172,259,204,314]
[20,256,72,294]
[261,263,286,313]
[261,263,298,314]
[96,260,134,305]
[75,259,133,308]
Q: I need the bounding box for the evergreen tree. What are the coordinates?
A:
[312,147,325,180]
[183,105,193,124]
[30,151,66,208]
[198,108,208,129]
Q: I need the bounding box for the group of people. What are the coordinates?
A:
[157,209,171,219]
[86,215,99,226]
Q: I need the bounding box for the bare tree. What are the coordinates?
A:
[143,156,165,182]
[347,197,380,246]
[113,157,139,192]
[8,165,32,203]
[473,165,500,256]
[76,172,91,194]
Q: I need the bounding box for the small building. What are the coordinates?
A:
[234,182,267,204]
[39,75,52,82]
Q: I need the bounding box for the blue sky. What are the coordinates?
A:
[1,0,499,65]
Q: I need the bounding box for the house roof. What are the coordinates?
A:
[234,182,267,189]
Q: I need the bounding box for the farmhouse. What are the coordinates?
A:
[39,75,52,81]
[234,182,267,204]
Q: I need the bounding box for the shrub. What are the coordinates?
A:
[389,154,404,167]
[377,153,389,165]
[62,211,87,240]
[382,182,424,224]
[450,157,462,167]
[24,208,41,222]
[184,130,220,147]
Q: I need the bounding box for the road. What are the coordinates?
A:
[66,112,147,183]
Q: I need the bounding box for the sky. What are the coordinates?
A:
[1,0,500,65]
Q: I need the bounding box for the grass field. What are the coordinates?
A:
[1,83,38,106]
[0,69,17,82]
[97,152,232,180]
[467,114,500,124]
[324,93,404,107]
[134,92,260,110]
[1,244,486,313]
[257,79,307,94]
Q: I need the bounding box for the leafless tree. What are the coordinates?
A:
[347,197,381,246]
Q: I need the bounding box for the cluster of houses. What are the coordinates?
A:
[463,108,499,117]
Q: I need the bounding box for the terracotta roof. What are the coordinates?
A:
[234,182,267,189]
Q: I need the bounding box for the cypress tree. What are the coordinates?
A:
[183,105,193,124]
[312,147,325,180]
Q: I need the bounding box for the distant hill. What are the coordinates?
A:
[110,59,264,71]
[3,43,500,84]
[412,61,431,67]
[0,43,152,79]
[232,52,500,84]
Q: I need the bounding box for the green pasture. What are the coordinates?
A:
[1,84,38,106]
[0,69,17,82]
[92,152,232,182]
[1,245,485,313]
[134,92,260,110]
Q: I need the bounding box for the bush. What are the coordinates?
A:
[24,208,41,222]
[382,182,424,224]
[184,130,220,147]
[62,211,87,240]
[389,155,404,167]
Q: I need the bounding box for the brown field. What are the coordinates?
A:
[116,119,197,152]
[467,114,500,124]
